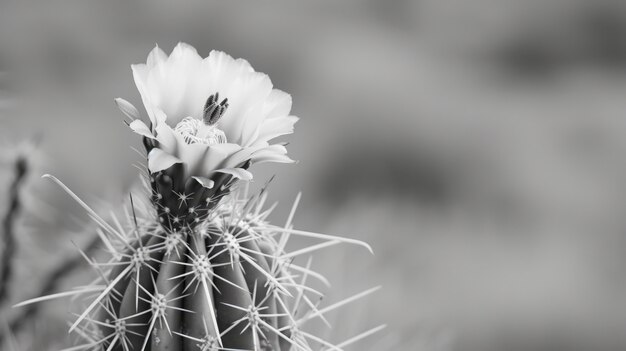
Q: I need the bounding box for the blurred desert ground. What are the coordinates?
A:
[3,0,626,350]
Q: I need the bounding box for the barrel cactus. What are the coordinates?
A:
[17,43,381,350]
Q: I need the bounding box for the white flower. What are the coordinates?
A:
[124,43,297,188]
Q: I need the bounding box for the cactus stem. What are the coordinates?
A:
[26,174,384,350]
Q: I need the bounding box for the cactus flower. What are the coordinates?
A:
[127,42,297,186]
[122,43,299,230]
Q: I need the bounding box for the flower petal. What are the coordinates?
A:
[251,115,298,148]
[204,50,273,145]
[154,123,180,154]
[251,144,294,164]
[133,43,205,127]
[265,89,293,120]
[148,148,182,173]
[146,45,167,67]
[192,176,215,189]
[180,143,211,178]
[222,147,255,170]
[213,168,253,181]
[198,143,241,175]
[115,98,141,121]
[129,119,155,139]
[132,67,168,126]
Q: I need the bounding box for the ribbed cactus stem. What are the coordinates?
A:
[15,174,380,351]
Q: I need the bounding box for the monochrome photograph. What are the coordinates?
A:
[2,1,626,350]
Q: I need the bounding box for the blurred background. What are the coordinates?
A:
[3,0,626,350]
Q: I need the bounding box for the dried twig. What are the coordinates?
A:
[0,233,100,346]
[0,157,27,306]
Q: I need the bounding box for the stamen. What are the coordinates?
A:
[174,117,227,145]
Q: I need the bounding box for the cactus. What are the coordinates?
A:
[31,174,378,351]
[16,43,383,350]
